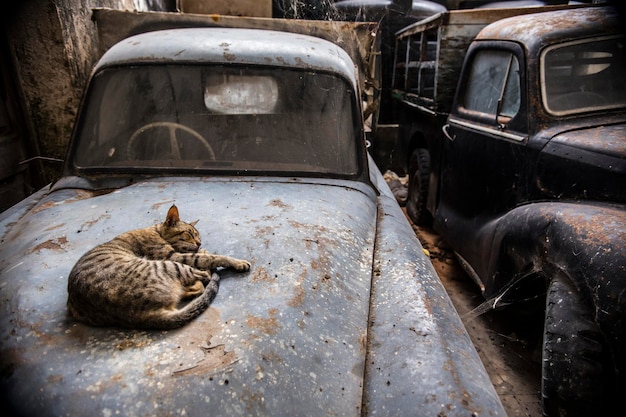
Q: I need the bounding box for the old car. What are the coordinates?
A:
[0,17,506,416]
[393,5,625,416]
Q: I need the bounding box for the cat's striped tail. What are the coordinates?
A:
[147,272,221,329]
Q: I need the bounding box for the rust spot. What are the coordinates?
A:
[83,372,127,394]
[358,333,367,356]
[288,219,327,233]
[250,266,276,283]
[151,201,175,211]
[31,237,68,253]
[241,387,266,413]
[44,223,65,232]
[66,189,104,202]
[555,207,626,248]
[287,268,307,308]
[288,285,305,308]
[246,310,281,335]
[47,374,63,384]
[172,344,237,377]
[115,336,151,351]
[255,226,275,237]
[268,199,291,209]
[81,214,111,231]
[31,201,56,214]
[260,350,283,364]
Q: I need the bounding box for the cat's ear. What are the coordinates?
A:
[190,219,199,227]
[165,205,180,226]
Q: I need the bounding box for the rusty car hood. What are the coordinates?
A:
[0,173,507,416]
[535,121,626,204]
[0,177,378,415]
[548,122,626,158]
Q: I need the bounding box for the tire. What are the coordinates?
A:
[542,274,614,417]
[406,148,432,226]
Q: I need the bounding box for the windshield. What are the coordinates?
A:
[541,36,626,116]
[72,65,360,177]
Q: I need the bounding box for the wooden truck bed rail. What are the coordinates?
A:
[391,5,584,115]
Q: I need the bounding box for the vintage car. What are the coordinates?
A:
[392,6,625,417]
[0,23,506,416]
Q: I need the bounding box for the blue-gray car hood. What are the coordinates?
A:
[0,176,505,416]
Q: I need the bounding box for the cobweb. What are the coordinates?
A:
[272,0,420,22]
[272,0,344,20]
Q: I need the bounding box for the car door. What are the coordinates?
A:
[435,42,528,269]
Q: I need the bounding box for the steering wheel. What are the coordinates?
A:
[126,122,215,160]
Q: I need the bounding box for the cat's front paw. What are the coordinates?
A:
[232,259,251,272]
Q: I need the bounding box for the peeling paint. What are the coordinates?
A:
[31,236,68,253]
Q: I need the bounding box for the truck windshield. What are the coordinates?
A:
[72,65,360,177]
[542,36,626,116]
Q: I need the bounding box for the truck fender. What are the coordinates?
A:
[487,202,626,360]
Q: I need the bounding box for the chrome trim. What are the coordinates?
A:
[449,116,526,142]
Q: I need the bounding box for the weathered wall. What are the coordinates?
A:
[5,0,174,181]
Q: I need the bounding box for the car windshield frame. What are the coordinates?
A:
[69,63,364,180]
[541,35,626,117]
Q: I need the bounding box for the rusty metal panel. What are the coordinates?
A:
[94,27,361,93]
[395,5,580,40]
[0,177,378,415]
[476,5,618,44]
[92,9,379,101]
[363,189,506,416]
[0,170,508,415]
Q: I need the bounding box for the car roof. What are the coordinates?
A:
[475,6,621,48]
[94,27,358,89]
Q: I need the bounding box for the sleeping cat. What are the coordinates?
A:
[67,205,250,329]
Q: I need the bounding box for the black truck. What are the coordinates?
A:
[391,5,626,417]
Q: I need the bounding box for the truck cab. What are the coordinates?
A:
[393,5,626,417]
[440,7,626,228]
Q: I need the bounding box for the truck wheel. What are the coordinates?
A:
[542,274,613,417]
[406,148,431,226]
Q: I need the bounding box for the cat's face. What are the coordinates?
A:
[163,222,202,253]
[160,205,201,253]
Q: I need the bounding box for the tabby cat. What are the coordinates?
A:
[67,205,250,329]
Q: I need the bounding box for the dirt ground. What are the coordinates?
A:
[410,220,543,417]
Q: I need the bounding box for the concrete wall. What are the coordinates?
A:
[4,0,174,181]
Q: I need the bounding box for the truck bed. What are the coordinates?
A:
[392,5,584,114]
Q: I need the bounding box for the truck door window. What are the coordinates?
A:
[462,50,520,123]
[542,35,626,116]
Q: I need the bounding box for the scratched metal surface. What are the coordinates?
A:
[0,174,506,416]
[0,177,378,415]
